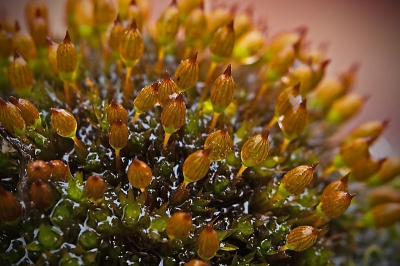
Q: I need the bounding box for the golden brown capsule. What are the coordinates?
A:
[174,52,199,92]
[0,187,22,223]
[210,65,235,113]
[280,162,318,196]
[310,59,330,91]
[336,137,374,167]
[107,99,129,124]
[197,224,220,260]
[350,157,386,182]
[319,191,356,219]
[347,119,389,142]
[177,0,202,16]
[85,175,107,201]
[50,108,77,138]
[184,6,206,45]
[25,0,48,32]
[133,81,159,120]
[240,131,270,168]
[233,29,265,64]
[327,93,365,125]
[94,0,117,30]
[29,179,53,209]
[267,45,296,79]
[158,71,179,107]
[10,96,41,129]
[108,15,125,53]
[128,0,145,32]
[109,119,129,151]
[209,20,235,61]
[156,0,180,45]
[49,160,72,182]
[57,31,78,82]
[166,212,192,240]
[369,186,400,207]
[0,24,12,59]
[267,26,307,57]
[46,37,59,76]
[278,99,308,140]
[285,62,313,95]
[367,157,400,186]
[275,83,302,117]
[185,259,209,266]
[127,159,153,191]
[321,173,349,198]
[120,19,144,68]
[0,97,26,136]
[13,21,38,61]
[204,128,233,161]
[205,6,233,35]
[183,149,211,184]
[233,8,253,39]
[161,93,186,134]
[359,203,400,228]
[311,77,346,110]
[30,9,48,47]
[9,51,34,98]
[282,226,321,252]
[67,0,95,37]
[27,160,52,183]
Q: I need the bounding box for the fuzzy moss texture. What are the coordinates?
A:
[0,0,399,265]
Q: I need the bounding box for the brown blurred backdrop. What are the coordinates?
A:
[1,0,399,156]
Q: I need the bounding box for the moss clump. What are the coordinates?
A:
[1,0,399,265]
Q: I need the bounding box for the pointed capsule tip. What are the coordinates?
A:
[163,70,170,80]
[110,99,118,107]
[151,81,160,91]
[190,52,198,64]
[35,9,42,18]
[9,96,18,104]
[50,108,59,115]
[341,173,350,183]
[224,64,232,76]
[129,0,137,6]
[203,148,212,157]
[382,118,390,128]
[300,98,307,108]
[64,30,71,43]
[227,20,234,30]
[176,93,184,102]
[0,97,6,105]
[312,228,322,235]
[170,0,177,6]
[349,192,357,199]
[130,19,138,30]
[293,83,301,92]
[310,161,319,170]
[13,49,21,60]
[45,36,54,46]
[262,129,270,140]
[321,59,331,69]
[379,157,387,164]
[115,14,122,25]
[221,127,228,134]
[15,20,21,32]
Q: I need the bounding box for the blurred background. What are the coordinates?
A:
[1,0,399,156]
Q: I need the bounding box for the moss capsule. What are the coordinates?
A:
[185,259,209,266]
[322,173,349,198]
[174,52,199,92]
[0,187,22,223]
[108,119,129,151]
[282,226,321,252]
[347,119,389,142]
[278,99,308,140]
[350,157,386,182]
[279,162,318,196]
[107,99,129,124]
[29,179,53,209]
[204,128,233,161]
[94,0,117,30]
[184,5,206,46]
[240,131,270,168]
[210,65,235,114]
[275,83,302,117]
[209,20,235,61]
[10,96,41,129]
[161,93,186,148]
[120,19,144,68]
[0,24,12,59]
[166,212,192,240]
[369,186,400,207]
[319,191,356,219]
[183,149,211,184]
[9,51,34,97]
[49,160,72,182]
[128,0,145,32]
[30,9,48,47]
[27,160,52,183]
[367,157,400,186]
[85,175,107,201]
[13,21,37,61]
[133,81,159,121]
[197,224,220,260]
[156,0,180,45]
[0,97,26,136]
[158,71,179,107]
[336,137,374,167]
[46,37,59,76]
[108,15,125,54]
[327,93,365,125]
[50,108,77,138]
[359,203,400,228]
[127,159,153,191]
[57,30,78,81]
